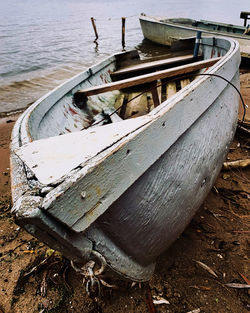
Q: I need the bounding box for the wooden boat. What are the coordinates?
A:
[140,14,250,58]
[11,36,240,282]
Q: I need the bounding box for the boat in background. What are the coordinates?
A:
[11,36,240,282]
[140,14,250,58]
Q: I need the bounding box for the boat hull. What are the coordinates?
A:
[11,37,241,281]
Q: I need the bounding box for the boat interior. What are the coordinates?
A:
[161,18,247,35]
[27,41,223,142]
[73,48,220,128]
[15,38,226,185]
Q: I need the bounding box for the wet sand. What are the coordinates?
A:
[0,73,249,313]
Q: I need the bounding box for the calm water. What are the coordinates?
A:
[0,0,249,113]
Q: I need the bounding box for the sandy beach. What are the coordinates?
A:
[0,73,249,313]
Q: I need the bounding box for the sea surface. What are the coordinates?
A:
[0,0,249,114]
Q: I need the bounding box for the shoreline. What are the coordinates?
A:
[0,113,20,197]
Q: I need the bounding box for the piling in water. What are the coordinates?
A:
[91,17,98,42]
[122,17,126,49]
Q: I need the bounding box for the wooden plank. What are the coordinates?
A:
[146,92,154,113]
[166,82,177,99]
[150,81,160,107]
[75,57,221,98]
[161,79,167,102]
[119,94,129,119]
[112,54,194,76]
[180,78,190,88]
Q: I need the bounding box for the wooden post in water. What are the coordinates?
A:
[91,17,98,42]
[122,17,126,49]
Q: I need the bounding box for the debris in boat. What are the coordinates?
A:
[223,158,250,170]
[194,260,218,278]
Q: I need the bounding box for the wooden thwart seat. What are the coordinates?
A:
[74,57,221,100]
[112,54,195,77]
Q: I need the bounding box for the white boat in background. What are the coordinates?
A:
[11,36,240,282]
[140,14,250,58]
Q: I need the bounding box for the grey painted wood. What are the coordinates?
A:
[140,15,250,58]
[15,116,152,185]
[10,36,241,281]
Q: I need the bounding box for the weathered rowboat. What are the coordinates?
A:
[140,14,250,58]
[11,36,240,282]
